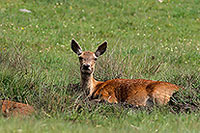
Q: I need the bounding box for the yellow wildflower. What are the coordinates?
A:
[69,6,72,10]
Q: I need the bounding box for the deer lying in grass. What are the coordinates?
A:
[71,39,180,106]
[0,100,34,117]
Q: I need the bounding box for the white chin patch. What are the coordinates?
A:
[93,53,98,59]
[82,68,92,73]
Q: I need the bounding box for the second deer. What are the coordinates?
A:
[0,100,35,117]
[71,39,180,106]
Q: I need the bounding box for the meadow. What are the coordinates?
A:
[0,0,200,132]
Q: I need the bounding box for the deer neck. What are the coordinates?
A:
[81,72,98,96]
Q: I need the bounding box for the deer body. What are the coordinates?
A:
[90,79,179,106]
[71,39,180,106]
[0,100,34,117]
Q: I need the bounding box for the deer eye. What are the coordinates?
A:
[79,57,83,60]
[94,58,97,61]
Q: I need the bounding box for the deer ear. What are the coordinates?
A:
[71,39,82,55]
[95,41,107,57]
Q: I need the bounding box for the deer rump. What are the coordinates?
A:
[92,79,180,106]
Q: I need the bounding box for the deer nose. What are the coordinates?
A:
[83,64,90,70]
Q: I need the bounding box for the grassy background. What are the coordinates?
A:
[0,0,200,132]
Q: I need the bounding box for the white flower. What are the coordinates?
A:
[19,9,31,13]
[158,0,164,3]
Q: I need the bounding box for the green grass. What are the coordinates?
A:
[0,111,199,133]
[0,0,200,132]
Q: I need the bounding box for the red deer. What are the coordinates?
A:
[0,100,35,117]
[71,39,180,106]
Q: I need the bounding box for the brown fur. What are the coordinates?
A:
[71,39,180,106]
[91,79,179,106]
[0,100,35,117]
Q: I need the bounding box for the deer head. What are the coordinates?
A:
[71,39,107,75]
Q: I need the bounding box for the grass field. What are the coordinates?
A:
[0,0,200,132]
